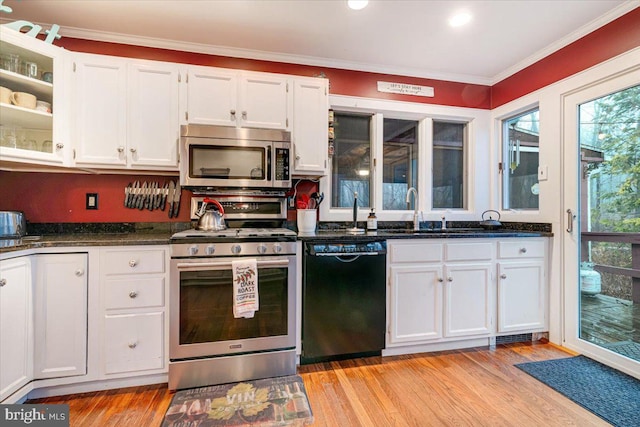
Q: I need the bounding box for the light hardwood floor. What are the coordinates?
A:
[28,342,610,426]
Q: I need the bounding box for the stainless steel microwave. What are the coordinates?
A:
[179,124,291,189]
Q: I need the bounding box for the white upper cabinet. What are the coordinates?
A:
[73,53,180,170]
[128,62,180,168]
[73,53,127,167]
[186,67,291,130]
[292,77,329,176]
[0,27,71,166]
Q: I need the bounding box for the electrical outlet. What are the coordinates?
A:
[86,193,98,210]
[537,165,548,181]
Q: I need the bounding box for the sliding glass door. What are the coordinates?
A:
[563,70,640,378]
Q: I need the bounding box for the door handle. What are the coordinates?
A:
[566,209,576,233]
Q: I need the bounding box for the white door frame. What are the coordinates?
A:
[561,66,640,379]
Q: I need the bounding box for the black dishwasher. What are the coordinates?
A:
[301,240,386,364]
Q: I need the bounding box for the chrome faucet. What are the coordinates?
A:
[441,215,447,230]
[405,187,420,230]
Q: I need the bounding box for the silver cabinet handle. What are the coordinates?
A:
[128,259,138,268]
[75,268,85,277]
[128,341,137,349]
[519,247,527,253]
[55,143,64,150]
[242,111,247,120]
[130,148,137,153]
[566,209,575,233]
[437,278,443,282]
[0,278,6,287]
[501,273,507,279]
[447,277,453,282]
[129,291,138,298]
[117,146,125,153]
[230,109,236,118]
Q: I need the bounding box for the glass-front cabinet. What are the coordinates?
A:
[0,27,69,166]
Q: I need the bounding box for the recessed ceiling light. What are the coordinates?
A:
[348,0,369,10]
[449,11,472,27]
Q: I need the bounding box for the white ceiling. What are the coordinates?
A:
[3,0,638,85]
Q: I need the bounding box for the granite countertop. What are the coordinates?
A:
[0,221,553,254]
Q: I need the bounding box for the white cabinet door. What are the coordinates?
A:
[497,260,547,333]
[239,72,290,129]
[33,254,87,380]
[73,53,127,166]
[186,66,237,126]
[443,263,493,337]
[104,312,164,374]
[292,77,328,175]
[128,62,180,168]
[388,264,443,344]
[0,257,32,401]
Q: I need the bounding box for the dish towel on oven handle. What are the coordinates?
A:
[232,258,259,318]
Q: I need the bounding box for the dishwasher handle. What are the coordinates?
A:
[312,251,384,257]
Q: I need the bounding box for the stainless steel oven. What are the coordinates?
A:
[180,124,291,189]
[169,233,297,390]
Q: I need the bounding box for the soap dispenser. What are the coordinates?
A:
[367,209,378,231]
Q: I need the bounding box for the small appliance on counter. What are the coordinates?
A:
[0,211,26,238]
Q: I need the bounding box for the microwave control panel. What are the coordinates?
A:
[274,147,290,181]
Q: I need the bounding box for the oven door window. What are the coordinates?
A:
[189,145,267,180]
[179,266,288,344]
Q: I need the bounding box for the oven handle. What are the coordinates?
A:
[175,259,290,270]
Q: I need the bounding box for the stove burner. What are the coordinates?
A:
[171,227,297,240]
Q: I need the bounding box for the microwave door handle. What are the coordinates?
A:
[267,146,272,181]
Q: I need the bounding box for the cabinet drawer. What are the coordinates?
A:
[389,242,443,263]
[498,240,545,259]
[104,312,164,374]
[102,248,165,275]
[105,277,165,310]
[445,242,493,262]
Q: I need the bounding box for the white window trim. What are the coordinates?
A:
[319,95,489,223]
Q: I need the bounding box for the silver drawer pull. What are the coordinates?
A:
[447,277,453,282]
[75,268,85,277]
[129,259,138,267]
[519,248,527,253]
[129,291,138,298]
[437,278,443,283]
[128,341,137,349]
[0,278,6,287]
[501,273,507,279]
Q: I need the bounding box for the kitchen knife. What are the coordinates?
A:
[171,182,181,218]
[149,182,157,211]
[138,182,148,210]
[124,182,132,208]
[154,182,162,210]
[167,181,175,218]
[160,182,169,211]
[130,181,140,208]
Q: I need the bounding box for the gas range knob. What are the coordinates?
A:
[257,244,267,254]
[231,244,242,255]
[188,245,199,256]
[273,243,282,254]
[205,245,216,255]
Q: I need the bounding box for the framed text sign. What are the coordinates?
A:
[377,81,434,97]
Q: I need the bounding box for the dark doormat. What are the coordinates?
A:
[515,355,640,427]
[162,375,313,427]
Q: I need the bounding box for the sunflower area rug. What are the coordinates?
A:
[162,375,314,427]
[515,355,640,427]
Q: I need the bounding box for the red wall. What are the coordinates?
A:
[3,7,638,224]
[492,7,640,108]
[0,171,191,223]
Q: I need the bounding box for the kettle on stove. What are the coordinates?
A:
[195,198,227,231]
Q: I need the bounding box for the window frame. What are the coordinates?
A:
[320,95,483,223]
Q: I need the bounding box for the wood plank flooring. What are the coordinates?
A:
[28,342,610,426]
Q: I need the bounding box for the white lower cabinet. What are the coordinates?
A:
[387,238,547,350]
[0,257,32,402]
[34,253,88,379]
[387,240,494,346]
[497,239,548,333]
[100,246,168,377]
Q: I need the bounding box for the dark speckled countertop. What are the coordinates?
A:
[0,221,552,254]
